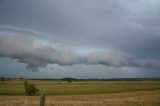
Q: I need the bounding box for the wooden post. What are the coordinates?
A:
[40,93,45,106]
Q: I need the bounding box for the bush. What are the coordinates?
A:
[24,81,39,96]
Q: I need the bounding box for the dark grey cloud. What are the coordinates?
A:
[0,0,160,52]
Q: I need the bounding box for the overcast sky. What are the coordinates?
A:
[0,0,160,78]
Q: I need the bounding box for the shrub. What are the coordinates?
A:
[24,81,39,96]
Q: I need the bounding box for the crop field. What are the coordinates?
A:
[0,80,160,106]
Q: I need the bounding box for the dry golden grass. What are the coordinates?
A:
[0,90,160,106]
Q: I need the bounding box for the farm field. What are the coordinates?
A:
[0,80,160,106]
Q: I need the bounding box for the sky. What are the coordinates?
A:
[0,0,160,78]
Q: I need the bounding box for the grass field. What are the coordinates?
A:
[0,80,160,106]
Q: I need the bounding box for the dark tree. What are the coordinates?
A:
[19,77,24,80]
[24,81,39,96]
[63,78,75,83]
[24,80,28,87]
[1,77,5,82]
[67,80,72,83]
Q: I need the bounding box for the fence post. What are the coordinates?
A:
[40,93,45,106]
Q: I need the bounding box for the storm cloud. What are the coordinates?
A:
[0,26,160,71]
[0,0,160,78]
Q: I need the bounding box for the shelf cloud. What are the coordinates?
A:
[0,26,160,71]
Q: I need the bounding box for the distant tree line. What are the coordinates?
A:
[1,77,160,81]
[40,77,160,81]
[0,77,24,81]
